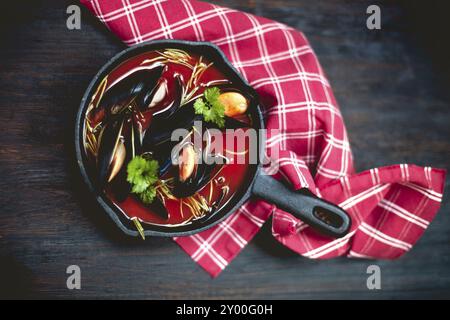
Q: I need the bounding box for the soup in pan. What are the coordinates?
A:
[82,48,255,237]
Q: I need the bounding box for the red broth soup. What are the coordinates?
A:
[82,48,255,230]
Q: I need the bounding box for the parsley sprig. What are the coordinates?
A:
[127,156,159,204]
[193,87,225,128]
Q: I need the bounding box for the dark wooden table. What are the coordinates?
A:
[1,0,449,299]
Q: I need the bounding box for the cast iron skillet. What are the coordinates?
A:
[75,40,351,238]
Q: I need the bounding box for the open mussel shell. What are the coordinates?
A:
[151,75,183,121]
[99,65,165,114]
[143,100,201,147]
[97,112,147,195]
[214,87,253,128]
[147,118,214,178]
[148,79,168,108]
[97,117,125,187]
[172,144,221,198]
[177,143,198,183]
[130,115,144,157]
[108,141,126,183]
[219,90,249,117]
[109,114,149,201]
[145,140,178,176]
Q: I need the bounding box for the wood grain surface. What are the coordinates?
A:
[0,0,449,299]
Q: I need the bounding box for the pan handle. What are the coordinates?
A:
[252,174,351,238]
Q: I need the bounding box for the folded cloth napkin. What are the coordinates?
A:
[81,0,446,277]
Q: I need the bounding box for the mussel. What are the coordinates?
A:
[147,140,179,176]
[148,79,168,109]
[99,65,165,114]
[108,165,130,202]
[219,91,249,117]
[151,75,183,121]
[142,75,194,147]
[109,115,146,201]
[147,197,169,220]
[178,143,198,183]
[215,88,252,128]
[130,115,144,157]
[172,143,222,198]
[143,101,201,147]
[109,141,126,182]
[97,117,126,186]
[97,114,141,192]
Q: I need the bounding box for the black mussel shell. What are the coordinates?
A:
[109,118,139,201]
[172,157,220,198]
[143,124,193,177]
[99,65,165,114]
[108,166,130,202]
[106,116,144,202]
[216,86,255,102]
[97,117,125,187]
[143,101,201,147]
[224,116,249,129]
[151,75,183,121]
[130,116,144,157]
[201,115,250,130]
[147,197,169,220]
[147,140,178,176]
[213,86,253,129]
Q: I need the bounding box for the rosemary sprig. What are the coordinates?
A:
[131,218,146,240]
[141,49,194,70]
[182,57,214,105]
[84,76,108,157]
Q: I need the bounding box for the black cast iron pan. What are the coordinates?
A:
[75,40,351,238]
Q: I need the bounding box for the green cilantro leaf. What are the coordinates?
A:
[194,87,225,128]
[204,86,220,102]
[140,188,157,204]
[127,156,159,204]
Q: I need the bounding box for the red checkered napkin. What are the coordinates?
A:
[81,0,446,277]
